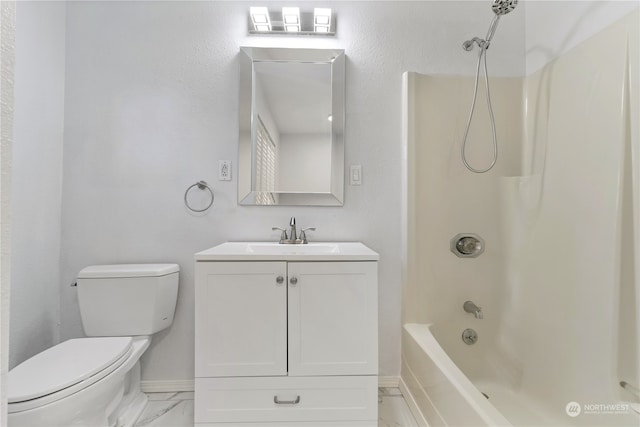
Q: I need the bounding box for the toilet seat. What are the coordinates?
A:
[8,337,133,413]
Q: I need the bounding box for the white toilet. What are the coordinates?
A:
[8,263,179,427]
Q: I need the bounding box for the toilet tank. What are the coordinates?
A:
[77,264,179,336]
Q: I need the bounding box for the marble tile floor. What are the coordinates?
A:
[135,388,419,427]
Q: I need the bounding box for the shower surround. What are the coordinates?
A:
[402,7,639,427]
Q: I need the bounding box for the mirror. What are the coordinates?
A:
[238,47,345,206]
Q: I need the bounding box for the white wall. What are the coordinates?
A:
[1,1,16,422]
[514,9,639,416]
[10,1,65,369]
[58,0,525,382]
[525,0,640,74]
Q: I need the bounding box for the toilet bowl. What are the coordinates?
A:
[8,264,179,427]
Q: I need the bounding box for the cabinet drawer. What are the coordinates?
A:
[195,376,377,423]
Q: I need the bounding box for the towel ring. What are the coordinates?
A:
[184,181,214,212]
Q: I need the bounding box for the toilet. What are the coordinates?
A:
[8,264,179,427]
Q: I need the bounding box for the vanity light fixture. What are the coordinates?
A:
[248,7,335,35]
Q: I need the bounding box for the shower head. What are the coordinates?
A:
[463,0,518,52]
[492,0,518,16]
[484,0,517,44]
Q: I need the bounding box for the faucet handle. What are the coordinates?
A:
[299,227,316,244]
[272,227,288,243]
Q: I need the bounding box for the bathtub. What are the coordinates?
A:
[400,323,511,427]
[400,324,640,427]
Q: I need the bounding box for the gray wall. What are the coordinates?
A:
[10,1,632,380]
[58,0,525,381]
[10,1,65,369]
[12,0,635,383]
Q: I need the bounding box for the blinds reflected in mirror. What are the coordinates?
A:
[255,116,277,205]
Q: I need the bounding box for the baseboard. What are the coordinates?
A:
[378,375,400,388]
[140,379,195,393]
[141,377,399,393]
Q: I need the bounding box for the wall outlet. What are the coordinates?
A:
[218,160,232,181]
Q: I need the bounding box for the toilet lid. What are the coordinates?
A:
[8,337,132,403]
[78,264,179,278]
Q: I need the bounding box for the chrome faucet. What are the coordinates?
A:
[289,217,297,242]
[463,301,483,319]
[273,217,315,244]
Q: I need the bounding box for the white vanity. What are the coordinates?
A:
[194,242,379,426]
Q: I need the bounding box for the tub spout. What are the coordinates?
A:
[463,301,483,319]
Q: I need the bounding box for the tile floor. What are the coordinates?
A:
[135,388,419,427]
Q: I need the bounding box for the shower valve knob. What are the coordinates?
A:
[451,234,485,258]
[457,237,481,254]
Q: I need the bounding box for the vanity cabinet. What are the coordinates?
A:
[194,243,379,426]
[195,262,288,378]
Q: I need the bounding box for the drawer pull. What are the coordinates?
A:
[273,395,301,405]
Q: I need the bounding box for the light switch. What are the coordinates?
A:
[350,165,362,186]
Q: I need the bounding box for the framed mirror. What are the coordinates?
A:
[238,47,345,206]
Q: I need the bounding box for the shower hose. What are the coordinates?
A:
[461,45,498,174]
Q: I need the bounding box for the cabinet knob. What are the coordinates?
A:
[289,276,298,286]
[276,275,284,284]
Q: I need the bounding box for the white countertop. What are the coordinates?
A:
[195,242,379,261]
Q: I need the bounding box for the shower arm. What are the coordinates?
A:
[463,15,502,52]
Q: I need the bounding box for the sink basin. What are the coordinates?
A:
[246,242,339,255]
[195,242,379,261]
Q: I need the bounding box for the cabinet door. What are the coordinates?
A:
[287,262,378,376]
[195,261,287,377]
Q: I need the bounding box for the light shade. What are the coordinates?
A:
[282,7,300,24]
[250,7,271,32]
[282,7,301,33]
[314,8,332,32]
